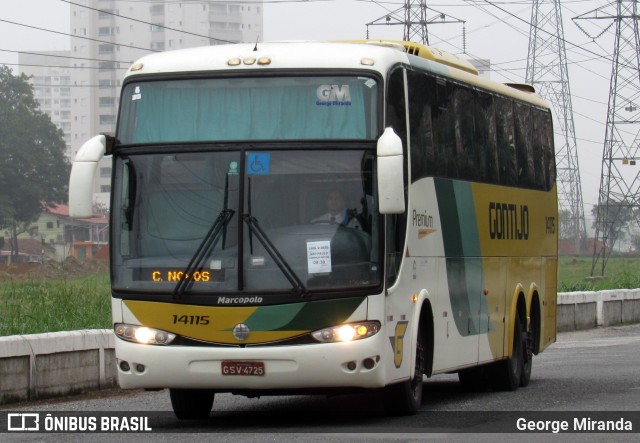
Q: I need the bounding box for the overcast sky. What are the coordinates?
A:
[0,0,624,222]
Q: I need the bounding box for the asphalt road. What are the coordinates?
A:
[2,324,640,442]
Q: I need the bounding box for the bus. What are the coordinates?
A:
[69,40,557,418]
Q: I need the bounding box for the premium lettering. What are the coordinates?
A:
[412,209,434,227]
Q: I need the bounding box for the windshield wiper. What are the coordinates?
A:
[173,208,235,298]
[243,214,309,297]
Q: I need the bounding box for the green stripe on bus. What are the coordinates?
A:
[435,179,486,337]
[244,296,366,331]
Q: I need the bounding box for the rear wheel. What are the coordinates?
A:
[520,318,533,387]
[491,314,524,391]
[169,388,215,420]
[383,330,424,416]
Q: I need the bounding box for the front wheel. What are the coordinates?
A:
[383,330,424,416]
[169,388,215,420]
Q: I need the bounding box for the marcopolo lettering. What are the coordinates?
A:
[489,202,529,240]
[218,296,263,305]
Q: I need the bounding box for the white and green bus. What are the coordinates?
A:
[69,40,557,418]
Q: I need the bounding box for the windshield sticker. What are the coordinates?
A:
[316,84,352,107]
[307,240,332,274]
[227,160,239,176]
[132,86,142,101]
[246,153,270,175]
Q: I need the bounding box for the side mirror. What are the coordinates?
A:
[377,127,406,214]
[69,135,107,218]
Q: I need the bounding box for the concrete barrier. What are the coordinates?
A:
[0,329,115,404]
[1,289,639,405]
[556,289,640,332]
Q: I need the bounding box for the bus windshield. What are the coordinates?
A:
[111,149,380,296]
[117,76,379,143]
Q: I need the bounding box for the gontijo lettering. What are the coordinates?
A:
[489,202,529,240]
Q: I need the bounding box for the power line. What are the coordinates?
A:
[0,18,156,54]
[0,48,133,65]
[1,62,127,71]
[60,0,235,45]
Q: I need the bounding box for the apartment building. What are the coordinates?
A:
[18,51,73,159]
[68,0,263,206]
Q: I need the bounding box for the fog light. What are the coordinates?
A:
[346,361,357,371]
[363,358,375,370]
[136,364,145,373]
[119,361,130,372]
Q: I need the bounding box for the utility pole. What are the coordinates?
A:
[526,1,587,255]
[574,0,640,275]
[366,0,465,46]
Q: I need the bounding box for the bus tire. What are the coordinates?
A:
[492,314,524,391]
[383,330,424,416]
[169,388,215,420]
[520,318,533,387]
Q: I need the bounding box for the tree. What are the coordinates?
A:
[631,234,640,253]
[558,209,574,240]
[0,65,70,261]
[591,200,636,251]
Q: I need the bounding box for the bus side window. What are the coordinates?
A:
[476,92,499,184]
[514,103,534,188]
[496,97,517,186]
[541,112,556,190]
[407,70,435,182]
[534,109,556,191]
[452,86,476,182]
[432,79,456,178]
[385,68,408,287]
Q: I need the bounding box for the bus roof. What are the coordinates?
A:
[124,41,549,109]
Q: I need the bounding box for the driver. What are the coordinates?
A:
[312,189,362,229]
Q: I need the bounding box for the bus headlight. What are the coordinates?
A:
[311,321,381,343]
[114,324,176,345]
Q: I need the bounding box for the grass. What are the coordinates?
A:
[558,256,640,292]
[1,256,639,336]
[0,273,111,337]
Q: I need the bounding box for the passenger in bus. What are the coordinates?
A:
[312,189,362,229]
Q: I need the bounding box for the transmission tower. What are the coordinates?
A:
[526,1,587,255]
[574,0,640,275]
[366,1,465,46]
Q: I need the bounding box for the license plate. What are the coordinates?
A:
[221,360,265,376]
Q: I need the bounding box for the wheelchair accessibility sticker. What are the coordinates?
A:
[247,153,270,175]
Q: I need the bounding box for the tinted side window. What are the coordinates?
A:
[407,70,436,182]
[536,110,555,190]
[432,80,456,178]
[475,92,499,183]
[452,86,476,181]
[514,102,534,188]
[385,68,408,287]
[496,97,517,186]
